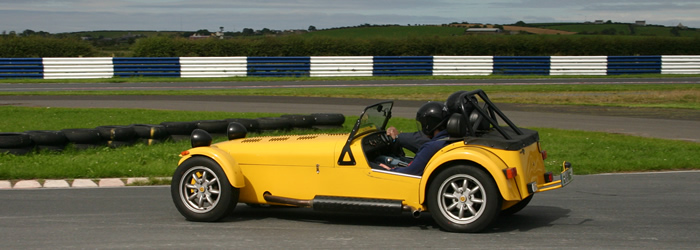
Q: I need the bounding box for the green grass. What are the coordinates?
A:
[2,81,698,110]
[1,106,698,180]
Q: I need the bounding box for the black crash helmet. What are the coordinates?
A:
[416,101,449,136]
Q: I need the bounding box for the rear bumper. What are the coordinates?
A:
[528,161,573,193]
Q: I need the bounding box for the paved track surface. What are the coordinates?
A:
[1,172,698,249]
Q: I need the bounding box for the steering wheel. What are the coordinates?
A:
[379,132,395,147]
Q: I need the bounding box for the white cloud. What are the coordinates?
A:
[0,0,697,33]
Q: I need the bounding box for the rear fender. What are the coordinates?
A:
[179,146,245,188]
[420,146,521,204]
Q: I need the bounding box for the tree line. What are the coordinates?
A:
[1,34,699,57]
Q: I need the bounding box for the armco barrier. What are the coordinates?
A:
[0,55,698,79]
[373,56,432,76]
[179,57,247,78]
[607,56,661,75]
[0,58,43,79]
[113,57,181,77]
[550,56,607,76]
[662,55,700,74]
[433,56,492,76]
[493,56,550,75]
[43,57,113,79]
[247,57,310,77]
[310,56,373,77]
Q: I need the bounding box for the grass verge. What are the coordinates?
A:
[1,106,698,180]
[2,81,698,110]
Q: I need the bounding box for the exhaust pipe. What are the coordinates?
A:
[263,193,420,216]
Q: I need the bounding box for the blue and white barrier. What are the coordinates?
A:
[310,56,373,77]
[1,55,698,79]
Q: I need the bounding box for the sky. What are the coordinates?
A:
[1,0,699,34]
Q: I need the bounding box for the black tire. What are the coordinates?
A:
[196,120,229,134]
[36,144,67,152]
[311,113,345,126]
[0,147,33,155]
[61,129,104,144]
[95,126,137,141]
[107,140,136,148]
[72,142,107,150]
[256,117,292,131]
[169,134,190,142]
[500,195,533,216]
[24,130,68,146]
[171,156,239,222]
[311,125,344,130]
[427,165,501,233]
[280,115,315,128]
[225,118,259,133]
[160,121,197,136]
[131,124,169,140]
[0,133,33,148]
[139,138,165,146]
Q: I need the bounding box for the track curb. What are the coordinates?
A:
[0,177,171,189]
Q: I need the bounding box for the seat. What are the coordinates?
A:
[445,113,467,140]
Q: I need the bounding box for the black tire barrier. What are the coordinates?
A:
[0,132,33,148]
[131,124,169,140]
[4,113,346,156]
[311,113,345,126]
[280,115,315,129]
[24,130,67,145]
[0,147,34,155]
[225,118,259,133]
[312,125,345,130]
[139,138,165,146]
[61,129,104,144]
[25,130,68,152]
[196,120,229,133]
[95,126,137,141]
[36,144,67,152]
[72,143,106,150]
[160,121,197,136]
[107,140,136,148]
[256,117,292,131]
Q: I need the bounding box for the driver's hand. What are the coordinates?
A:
[386,126,399,139]
[379,163,392,170]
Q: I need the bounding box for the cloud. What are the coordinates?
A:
[0,0,698,33]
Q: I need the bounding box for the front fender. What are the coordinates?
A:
[179,146,245,188]
[419,146,521,204]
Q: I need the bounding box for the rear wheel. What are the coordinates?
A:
[171,157,239,222]
[427,165,501,233]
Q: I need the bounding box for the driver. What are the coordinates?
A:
[379,101,450,176]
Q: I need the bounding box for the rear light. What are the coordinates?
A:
[541,150,548,160]
[503,168,517,179]
[544,172,553,183]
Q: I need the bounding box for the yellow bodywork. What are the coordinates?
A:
[179,131,563,212]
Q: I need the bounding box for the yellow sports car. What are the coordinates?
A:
[171,89,573,233]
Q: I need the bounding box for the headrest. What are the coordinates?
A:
[446,113,467,138]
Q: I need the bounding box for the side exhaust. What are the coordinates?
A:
[263,193,420,216]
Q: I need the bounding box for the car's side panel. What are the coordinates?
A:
[237,164,321,203]
[316,142,422,208]
[420,143,522,204]
[179,146,245,188]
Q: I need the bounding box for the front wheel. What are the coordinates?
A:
[427,165,501,233]
[171,156,239,222]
